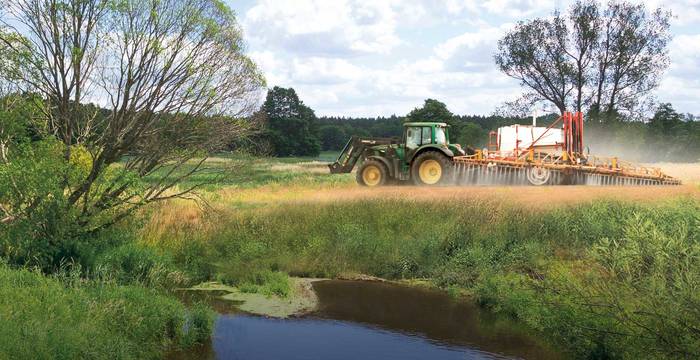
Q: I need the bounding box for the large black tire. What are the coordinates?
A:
[411,151,453,186]
[356,159,389,187]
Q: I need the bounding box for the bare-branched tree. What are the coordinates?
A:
[0,0,265,234]
[496,17,573,115]
[495,0,671,119]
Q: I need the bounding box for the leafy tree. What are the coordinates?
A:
[647,103,686,161]
[0,0,265,270]
[650,103,683,136]
[263,87,320,157]
[495,1,671,118]
[406,99,458,139]
[495,17,572,114]
[454,122,487,148]
[319,125,348,151]
[405,99,455,124]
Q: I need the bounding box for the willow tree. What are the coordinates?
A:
[0,0,264,268]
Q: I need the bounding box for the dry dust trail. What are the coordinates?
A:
[647,163,700,184]
[215,162,700,209]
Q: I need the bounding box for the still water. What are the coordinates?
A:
[171,280,561,360]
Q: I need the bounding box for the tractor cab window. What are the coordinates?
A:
[406,127,421,149]
[435,127,447,144]
[421,127,432,144]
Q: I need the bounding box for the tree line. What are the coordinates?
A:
[260,88,700,162]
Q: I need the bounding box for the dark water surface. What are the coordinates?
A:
[170,280,561,360]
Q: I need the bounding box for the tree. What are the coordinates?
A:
[454,122,487,148]
[263,87,320,157]
[319,125,347,151]
[495,1,671,118]
[0,0,264,269]
[406,99,475,143]
[495,18,572,114]
[591,3,671,116]
[405,99,455,124]
[649,103,683,136]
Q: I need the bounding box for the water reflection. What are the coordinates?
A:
[169,280,561,360]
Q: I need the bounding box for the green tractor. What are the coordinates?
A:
[328,122,466,186]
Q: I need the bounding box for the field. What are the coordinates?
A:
[135,154,700,359]
[170,154,700,208]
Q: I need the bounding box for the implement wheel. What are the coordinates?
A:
[526,166,551,186]
[412,151,453,186]
[356,160,388,187]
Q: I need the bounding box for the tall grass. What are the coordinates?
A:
[0,263,214,360]
[143,196,700,359]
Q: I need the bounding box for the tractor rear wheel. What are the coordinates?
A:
[356,160,388,187]
[411,151,453,186]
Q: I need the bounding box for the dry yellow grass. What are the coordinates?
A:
[267,161,329,174]
[218,183,699,208]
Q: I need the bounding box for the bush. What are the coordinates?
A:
[0,140,132,272]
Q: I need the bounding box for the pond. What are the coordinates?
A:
[169,280,561,360]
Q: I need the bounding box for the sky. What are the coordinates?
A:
[225,0,700,117]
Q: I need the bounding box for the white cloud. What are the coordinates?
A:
[435,24,513,72]
[641,0,700,27]
[481,0,553,17]
[657,34,700,111]
[236,0,700,117]
[441,0,554,18]
[243,0,403,56]
[291,57,363,85]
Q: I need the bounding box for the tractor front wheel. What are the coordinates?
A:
[356,160,388,187]
[411,151,453,186]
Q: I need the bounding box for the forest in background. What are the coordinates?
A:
[259,87,700,163]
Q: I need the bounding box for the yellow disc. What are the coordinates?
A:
[419,159,442,185]
[362,165,382,186]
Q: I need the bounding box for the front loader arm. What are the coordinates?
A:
[328,137,397,174]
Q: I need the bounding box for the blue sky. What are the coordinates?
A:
[226,0,700,117]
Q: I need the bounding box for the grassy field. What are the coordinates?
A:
[134,155,700,359]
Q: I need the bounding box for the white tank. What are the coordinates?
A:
[497,125,563,155]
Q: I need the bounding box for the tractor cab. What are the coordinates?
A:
[400,122,463,162]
